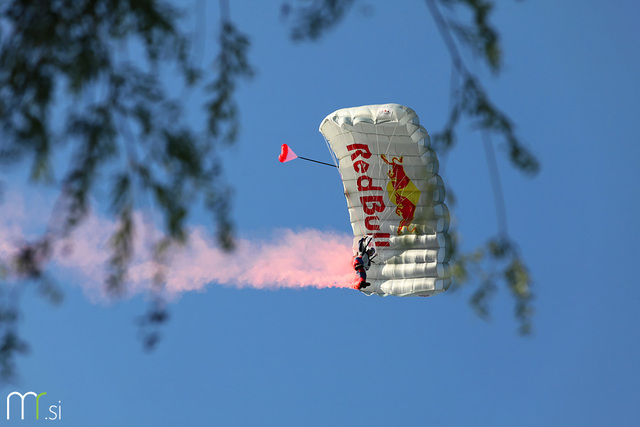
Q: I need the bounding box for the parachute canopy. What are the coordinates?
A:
[319,104,451,297]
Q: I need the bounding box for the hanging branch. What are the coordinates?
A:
[425,0,535,333]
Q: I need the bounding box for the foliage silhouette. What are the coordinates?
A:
[0,0,536,382]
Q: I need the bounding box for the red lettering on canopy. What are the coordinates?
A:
[360,196,385,215]
[347,144,388,243]
[353,160,369,173]
[346,144,372,161]
[365,216,380,231]
[373,233,391,247]
[357,175,382,192]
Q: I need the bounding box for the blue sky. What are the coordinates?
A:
[2,0,640,425]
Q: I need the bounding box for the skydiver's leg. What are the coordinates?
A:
[355,268,370,290]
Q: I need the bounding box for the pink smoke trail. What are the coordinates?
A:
[69,226,356,299]
[0,193,356,299]
[154,228,355,297]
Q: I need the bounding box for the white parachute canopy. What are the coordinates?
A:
[319,104,451,297]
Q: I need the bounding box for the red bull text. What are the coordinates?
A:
[347,144,391,247]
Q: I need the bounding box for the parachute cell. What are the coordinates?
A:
[319,104,452,297]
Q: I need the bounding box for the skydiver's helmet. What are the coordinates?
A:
[366,247,375,258]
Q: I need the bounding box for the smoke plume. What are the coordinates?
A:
[0,193,355,299]
[156,228,355,296]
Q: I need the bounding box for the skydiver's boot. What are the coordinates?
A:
[358,281,371,290]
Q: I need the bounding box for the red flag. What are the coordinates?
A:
[278,144,298,163]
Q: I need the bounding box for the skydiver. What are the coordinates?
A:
[358,236,377,266]
[353,237,376,290]
[353,255,370,290]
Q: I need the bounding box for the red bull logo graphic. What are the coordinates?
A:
[381,154,421,235]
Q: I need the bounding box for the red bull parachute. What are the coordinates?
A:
[320,104,451,297]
